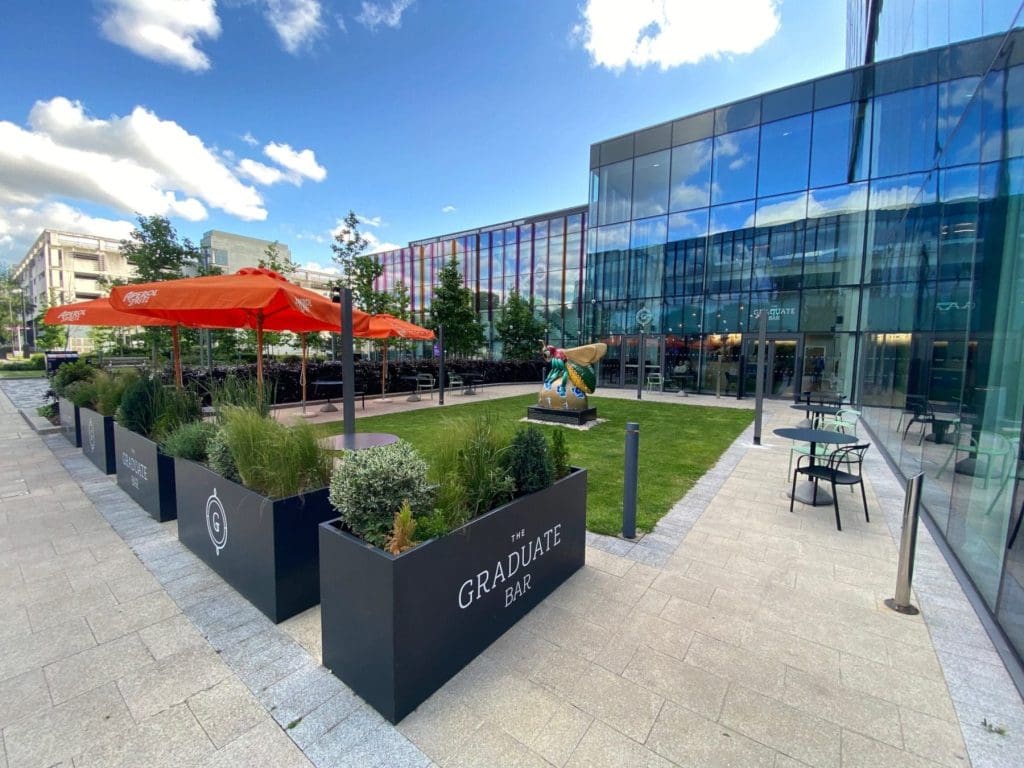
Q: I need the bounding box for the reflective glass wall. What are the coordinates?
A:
[372,207,587,357]
[586,26,1024,664]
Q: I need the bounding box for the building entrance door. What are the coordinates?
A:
[743,335,801,398]
[597,335,663,388]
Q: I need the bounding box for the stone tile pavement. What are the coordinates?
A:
[2,379,1022,767]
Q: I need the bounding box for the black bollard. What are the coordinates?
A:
[623,422,639,539]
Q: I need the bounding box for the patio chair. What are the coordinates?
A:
[447,371,464,393]
[415,373,435,400]
[937,430,1011,489]
[646,373,664,391]
[790,443,871,531]
[900,395,934,444]
[830,408,862,435]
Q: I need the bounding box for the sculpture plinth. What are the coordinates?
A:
[527,406,598,426]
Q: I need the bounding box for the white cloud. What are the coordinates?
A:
[97,0,221,71]
[356,0,415,31]
[0,202,135,259]
[328,216,401,255]
[0,96,273,259]
[441,204,456,213]
[242,131,259,146]
[236,158,288,185]
[359,214,383,226]
[264,142,327,182]
[264,0,325,53]
[573,0,780,71]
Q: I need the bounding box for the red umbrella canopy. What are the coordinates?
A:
[362,314,435,341]
[108,268,371,335]
[44,297,173,327]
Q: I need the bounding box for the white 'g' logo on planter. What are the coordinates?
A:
[206,489,227,555]
[87,419,96,452]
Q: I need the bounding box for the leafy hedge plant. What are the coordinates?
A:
[550,429,570,479]
[217,407,330,498]
[161,421,217,462]
[1,353,45,371]
[329,440,434,549]
[52,359,97,398]
[506,426,554,495]
[118,378,202,440]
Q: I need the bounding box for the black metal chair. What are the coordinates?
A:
[790,444,871,531]
[900,395,935,444]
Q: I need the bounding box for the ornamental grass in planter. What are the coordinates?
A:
[320,416,587,723]
[169,404,335,622]
[52,359,98,447]
[68,369,138,474]
[114,377,202,522]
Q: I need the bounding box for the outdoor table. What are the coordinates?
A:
[330,433,399,451]
[790,403,841,429]
[926,415,959,444]
[462,373,484,395]
[313,380,365,412]
[401,375,423,402]
[774,427,858,506]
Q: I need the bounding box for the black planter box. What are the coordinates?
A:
[174,458,335,622]
[79,407,116,474]
[114,425,176,522]
[58,397,80,447]
[319,468,587,723]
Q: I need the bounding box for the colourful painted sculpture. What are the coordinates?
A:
[538,342,608,411]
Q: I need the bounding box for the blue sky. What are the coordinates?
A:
[0,0,848,271]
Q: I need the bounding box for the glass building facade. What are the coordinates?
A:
[370,16,1024,673]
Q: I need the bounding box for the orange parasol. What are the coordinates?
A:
[109,268,372,401]
[361,314,435,399]
[44,297,187,388]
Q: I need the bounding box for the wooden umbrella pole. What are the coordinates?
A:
[256,316,264,406]
[381,340,388,398]
[171,325,183,390]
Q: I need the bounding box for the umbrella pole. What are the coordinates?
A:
[379,340,391,402]
[301,333,308,416]
[171,326,183,390]
[256,320,264,407]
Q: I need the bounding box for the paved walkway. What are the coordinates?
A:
[1,380,1021,767]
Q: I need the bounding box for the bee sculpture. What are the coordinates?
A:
[538,342,608,411]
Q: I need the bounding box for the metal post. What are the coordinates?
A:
[636,332,644,400]
[438,324,445,406]
[753,310,767,445]
[885,472,923,615]
[341,288,355,437]
[622,422,639,539]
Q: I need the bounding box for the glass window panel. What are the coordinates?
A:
[758,114,811,196]
[670,139,713,212]
[807,182,869,218]
[749,291,799,332]
[752,222,804,291]
[567,214,583,234]
[629,216,667,249]
[938,77,982,166]
[810,102,872,188]
[664,237,706,297]
[800,288,859,331]
[712,127,759,204]
[803,211,867,287]
[710,201,756,235]
[707,229,755,294]
[871,84,939,177]
[981,65,1024,163]
[755,192,808,228]
[594,159,633,225]
[668,209,710,242]
[632,150,671,218]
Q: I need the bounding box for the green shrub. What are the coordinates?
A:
[117,377,162,436]
[430,413,514,532]
[64,378,99,408]
[153,386,202,440]
[1,354,45,371]
[92,369,138,416]
[52,359,96,397]
[218,407,331,498]
[161,421,217,462]
[550,428,570,479]
[329,440,434,549]
[506,426,554,495]
[36,402,57,420]
[207,428,241,484]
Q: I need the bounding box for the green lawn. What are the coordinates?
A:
[321,394,753,536]
[0,369,45,379]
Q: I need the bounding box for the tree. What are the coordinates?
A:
[33,290,68,351]
[120,215,200,282]
[330,211,370,290]
[428,256,485,357]
[495,290,546,361]
[259,240,295,275]
[0,265,18,348]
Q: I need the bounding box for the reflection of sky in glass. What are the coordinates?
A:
[670,139,712,212]
[869,173,935,210]
[752,192,808,228]
[668,210,709,242]
[710,201,755,234]
[632,150,670,218]
[940,166,980,202]
[630,216,667,248]
[758,115,811,197]
[712,127,759,204]
[810,102,870,188]
[806,183,869,218]
[595,222,629,253]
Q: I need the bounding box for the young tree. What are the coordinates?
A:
[330,211,370,289]
[33,290,68,350]
[258,240,295,275]
[428,256,485,357]
[120,215,200,282]
[0,266,18,348]
[495,290,546,361]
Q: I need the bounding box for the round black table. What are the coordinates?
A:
[774,427,858,506]
[790,403,841,429]
[330,433,399,451]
